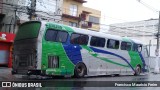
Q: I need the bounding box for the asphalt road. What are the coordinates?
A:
[1,67,160,90]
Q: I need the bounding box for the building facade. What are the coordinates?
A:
[0,0,16,67]
[16,0,63,24]
[62,0,101,31]
[0,0,63,67]
[108,19,158,57]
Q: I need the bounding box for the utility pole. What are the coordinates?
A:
[157,11,160,51]
[137,0,160,74]
[29,0,36,20]
[154,11,160,73]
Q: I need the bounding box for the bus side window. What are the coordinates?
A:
[132,44,138,52]
[121,41,132,51]
[107,39,119,49]
[56,31,68,43]
[45,30,57,41]
[79,35,89,45]
[138,45,142,52]
[45,29,68,43]
[90,36,105,47]
[70,33,89,45]
[71,33,80,44]
[132,44,142,52]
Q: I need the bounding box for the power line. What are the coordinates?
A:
[1,1,157,36]
[136,0,159,13]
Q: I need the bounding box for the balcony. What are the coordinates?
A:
[81,21,92,28]
[73,0,87,3]
[62,8,80,20]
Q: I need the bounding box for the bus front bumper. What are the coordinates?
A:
[11,69,46,75]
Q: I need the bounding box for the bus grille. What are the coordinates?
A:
[48,56,59,68]
[18,54,35,67]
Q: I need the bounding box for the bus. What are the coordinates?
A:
[12,21,149,78]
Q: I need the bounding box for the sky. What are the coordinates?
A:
[84,0,160,25]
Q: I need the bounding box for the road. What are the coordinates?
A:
[0,67,160,90]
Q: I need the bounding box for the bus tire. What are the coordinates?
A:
[134,65,141,76]
[74,63,87,78]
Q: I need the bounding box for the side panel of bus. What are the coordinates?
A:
[41,23,75,76]
[40,23,147,76]
[81,46,133,76]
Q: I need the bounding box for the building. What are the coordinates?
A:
[0,0,16,67]
[16,0,63,24]
[108,19,159,57]
[62,0,101,31]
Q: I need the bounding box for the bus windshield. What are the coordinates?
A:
[15,21,41,41]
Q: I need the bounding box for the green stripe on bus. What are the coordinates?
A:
[128,51,143,68]
[42,23,75,75]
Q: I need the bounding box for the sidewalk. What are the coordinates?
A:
[0,67,17,80]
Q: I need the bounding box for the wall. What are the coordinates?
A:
[62,0,83,17]
[108,19,159,57]
[82,7,101,31]
[1,0,19,33]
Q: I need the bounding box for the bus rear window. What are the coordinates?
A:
[15,21,41,41]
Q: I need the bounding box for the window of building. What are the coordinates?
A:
[69,22,77,27]
[107,39,119,49]
[70,33,89,45]
[89,15,100,24]
[70,4,78,16]
[121,41,132,51]
[90,36,105,47]
[45,29,68,43]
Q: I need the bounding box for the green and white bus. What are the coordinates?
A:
[12,21,149,78]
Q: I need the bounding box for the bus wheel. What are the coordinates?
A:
[74,63,87,78]
[134,65,141,76]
